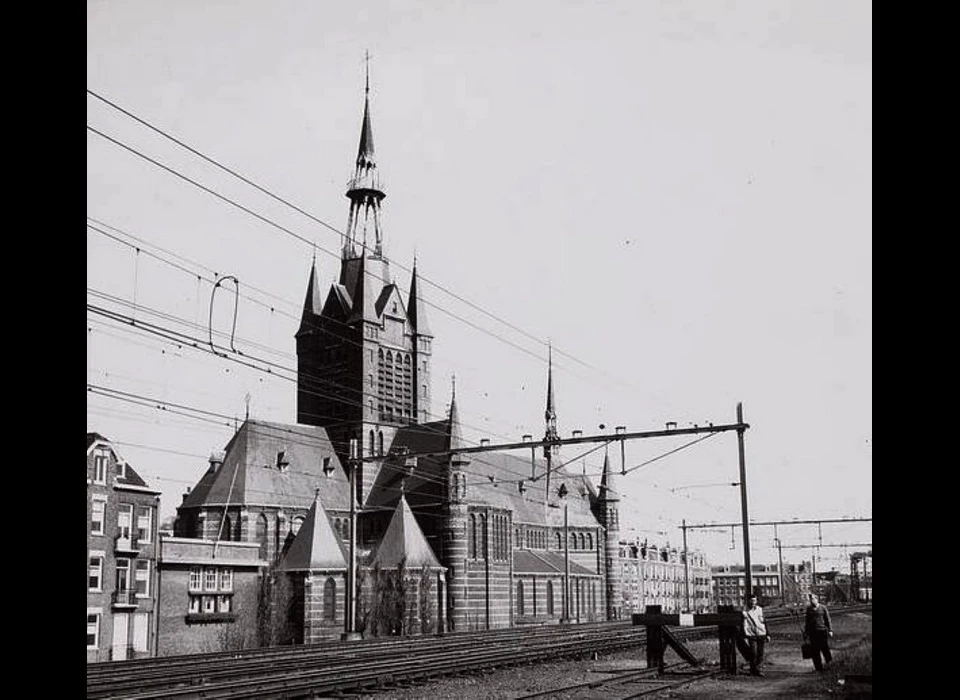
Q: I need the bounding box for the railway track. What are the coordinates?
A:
[86,603,871,700]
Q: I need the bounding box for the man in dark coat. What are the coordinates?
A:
[804,593,834,671]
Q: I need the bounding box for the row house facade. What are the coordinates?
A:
[87,433,161,661]
[620,540,713,613]
[711,563,792,607]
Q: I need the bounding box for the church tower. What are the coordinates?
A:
[442,380,469,631]
[597,450,622,620]
[296,65,433,503]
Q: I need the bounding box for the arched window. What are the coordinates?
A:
[292,515,304,536]
[469,514,477,559]
[480,514,488,559]
[378,431,384,455]
[517,580,525,616]
[570,533,577,549]
[579,533,586,550]
[555,532,562,550]
[323,578,336,621]
[547,581,555,615]
[587,533,593,550]
[275,514,284,554]
[256,513,268,559]
[369,430,375,457]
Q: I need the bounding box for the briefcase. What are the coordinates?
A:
[801,641,813,659]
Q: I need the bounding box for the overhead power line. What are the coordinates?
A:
[86,89,644,395]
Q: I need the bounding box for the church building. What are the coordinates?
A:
[168,76,624,649]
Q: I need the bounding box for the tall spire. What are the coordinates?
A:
[448,375,466,453]
[299,259,323,327]
[545,343,556,424]
[599,447,619,501]
[544,343,559,456]
[407,257,432,336]
[344,52,386,259]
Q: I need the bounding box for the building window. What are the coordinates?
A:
[189,566,202,592]
[256,514,268,559]
[116,558,131,593]
[135,560,151,597]
[218,595,231,613]
[378,431,384,455]
[555,532,562,550]
[517,581,525,616]
[133,613,149,653]
[547,581,555,615]
[87,611,101,648]
[292,515,305,536]
[189,596,201,613]
[137,506,153,543]
[89,554,104,591]
[205,567,218,591]
[93,449,108,484]
[203,595,216,613]
[91,498,106,535]
[323,578,336,621]
[118,504,133,540]
[469,513,477,559]
[220,568,233,592]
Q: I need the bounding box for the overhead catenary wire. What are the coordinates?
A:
[86,124,601,385]
[87,223,540,435]
[89,380,725,499]
[86,88,634,391]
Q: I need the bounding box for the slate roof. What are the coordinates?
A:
[369,494,442,570]
[278,490,348,571]
[406,264,431,336]
[513,549,596,576]
[87,432,108,450]
[179,420,350,513]
[366,418,600,530]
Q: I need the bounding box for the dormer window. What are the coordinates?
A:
[392,301,398,313]
[93,448,108,484]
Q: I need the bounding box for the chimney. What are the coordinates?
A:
[209,451,225,473]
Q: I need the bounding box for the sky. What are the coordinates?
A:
[87,0,872,573]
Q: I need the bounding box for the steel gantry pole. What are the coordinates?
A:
[736,402,753,600]
[343,438,361,641]
[682,519,690,612]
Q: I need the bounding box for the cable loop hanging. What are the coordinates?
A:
[208,275,241,356]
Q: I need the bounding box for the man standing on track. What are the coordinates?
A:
[742,593,768,677]
[804,593,834,671]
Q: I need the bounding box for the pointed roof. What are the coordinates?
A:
[357,92,375,169]
[278,489,348,571]
[448,378,467,454]
[299,261,323,328]
[545,345,556,421]
[369,494,441,569]
[599,450,619,502]
[407,262,432,336]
